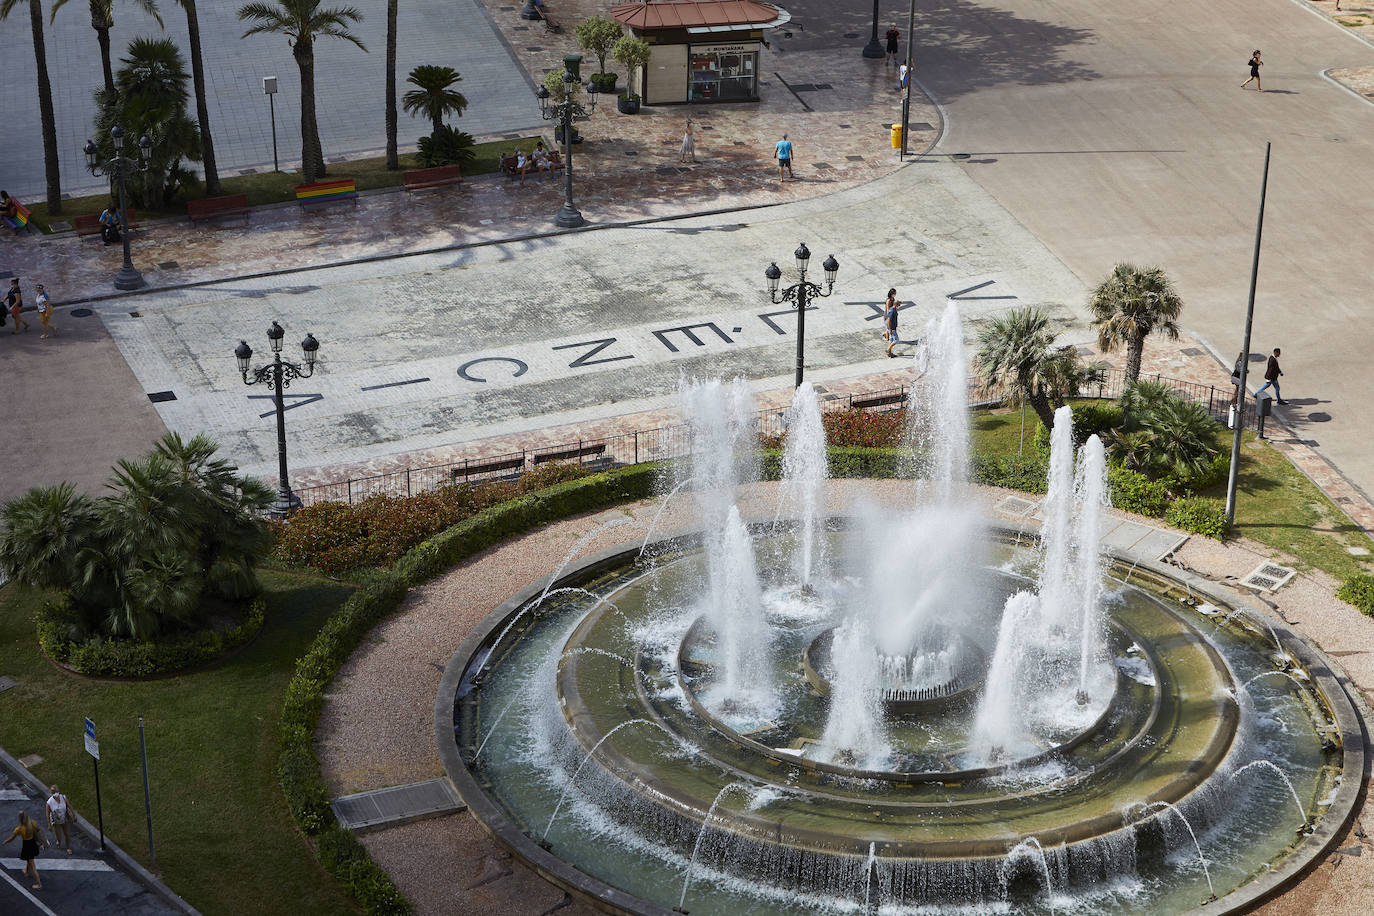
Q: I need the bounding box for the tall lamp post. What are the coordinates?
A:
[764,243,840,389]
[536,63,598,229]
[234,321,320,519]
[84,125,153,290]
[863,0,885,59]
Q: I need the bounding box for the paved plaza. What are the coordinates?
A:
[0,0,540,198]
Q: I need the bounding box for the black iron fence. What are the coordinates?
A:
[292,371,1245,508]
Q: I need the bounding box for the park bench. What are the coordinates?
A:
[450,454,527,482]
[402,164,464,192]
[73,208,140,237]
[850,391,907,411]
[532,442,607,465]
[187,193,251,222]
[499,149,564,180]
[3,201,31,233]
[533,4,561,33]
[294,179,358,208]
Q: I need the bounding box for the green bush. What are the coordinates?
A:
[1031,401,1123,452]
[1163,449,1230,495]
[1108,465,1170,517]
[317,826,412,915]
[972,453,1050,493]
[416,125,476,168]
[1336,574,1374,617]
[1163,497,1229,539]
[36,597,265,678]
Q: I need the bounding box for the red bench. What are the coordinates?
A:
[402,164,464,191]
[188,193,251,222]
[74,208,140,237]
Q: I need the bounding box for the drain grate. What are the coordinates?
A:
[147,391,177,403]
[1181,347,1205,356]
[995,496,1039,517]
[158,261,179,270]
[1241,562,1296,592]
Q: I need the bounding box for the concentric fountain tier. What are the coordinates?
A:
[800,623,988,711]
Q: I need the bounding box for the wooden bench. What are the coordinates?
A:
[850,391,908,411]
[294,179,357,208]
[187,193,251,222]
[73,208,140,237]
[499,149,564,180]
[3,202,31,232]
[533,5,561,33]
[532,442,606,465]
[402,164,464,192]
[451,454,526,482]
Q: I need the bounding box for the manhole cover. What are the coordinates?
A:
[70,308,92,317]
[158,261,179,270]
[129,311,141,318]
[846,155,865,161]
[1241,562,1296,592]
[240,168,258,175]
[1181,347,1204,356]
[526,46,543,51]
[844,32,859,38]
[147,391,177,403]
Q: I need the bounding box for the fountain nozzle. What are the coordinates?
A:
[1075,689,1090,706]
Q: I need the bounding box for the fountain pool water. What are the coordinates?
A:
[440,314,1361,915]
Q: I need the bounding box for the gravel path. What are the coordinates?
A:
[315,480,1374,914]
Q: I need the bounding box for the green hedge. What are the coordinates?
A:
[1108,465,1170,517]
[1032,401,1124,452]
[1336,574,1374,617]
[277,463,660,914]
[1163,496,1230,539]
[35,596,266,678]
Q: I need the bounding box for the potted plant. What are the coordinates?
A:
[612,35,651,115]
[576,16,622,96]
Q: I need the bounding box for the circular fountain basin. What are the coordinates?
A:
[439,525,1364,915]
[802,624,988,712]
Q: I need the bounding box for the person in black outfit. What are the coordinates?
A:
[885,26,901,65]
[1255,347,1287,404]
[1242,50,1263,91]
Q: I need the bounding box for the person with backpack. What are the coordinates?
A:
[884,26,901,65]
[99,204,122,245]
[45,785,74,853]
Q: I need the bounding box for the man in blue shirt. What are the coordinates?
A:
[775,134,794,182]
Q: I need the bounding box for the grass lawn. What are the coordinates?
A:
[0,569,359,915]
[971,402,1374,582]
[23,135,547,233]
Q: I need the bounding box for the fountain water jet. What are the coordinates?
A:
[780,381,828,587]
[1229,760,1308,822]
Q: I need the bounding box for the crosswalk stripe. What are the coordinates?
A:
[2,857,114,872]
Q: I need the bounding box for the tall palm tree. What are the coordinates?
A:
[238,0,366,184]
[384,0,397,170]
[975,307,1092,431]
[402,64,468,137]
[1089,263,1183,385]
[1,0,62,213]
[176,0,220,194]
[51,0,163,99]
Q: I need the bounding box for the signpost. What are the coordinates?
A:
[139,716,156,869]
[84,718,104,850]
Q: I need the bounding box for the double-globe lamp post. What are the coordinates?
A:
[84,125,153,290]
[535,61,599,229]
[765,243,840,389]
[234,322,320,519]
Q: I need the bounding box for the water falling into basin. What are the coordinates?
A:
[780,380,828,587]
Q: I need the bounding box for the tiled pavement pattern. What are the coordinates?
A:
[0,0,541,198]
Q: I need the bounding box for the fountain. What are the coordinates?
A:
[440,309,1361,915]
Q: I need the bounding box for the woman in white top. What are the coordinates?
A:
[680,118,696,163]
[46,785,73,853]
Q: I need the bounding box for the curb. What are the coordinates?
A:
[0,746,201,916]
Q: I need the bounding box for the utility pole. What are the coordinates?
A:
[899,0,916,160]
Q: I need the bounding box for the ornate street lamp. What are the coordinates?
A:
[83,124,153,290]
[765,242,840,388]
[536,62,599,229]
[235,321,320,518]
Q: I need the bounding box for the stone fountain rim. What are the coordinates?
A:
[435,518,1368,916]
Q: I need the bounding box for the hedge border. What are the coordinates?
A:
[35,596,267,679]
[277,463,659,915]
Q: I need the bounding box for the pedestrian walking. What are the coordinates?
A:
[774,133,795,182]
[1241,50,1263,91]
[1255,347,1287,404]
[4,811,48,888]
[884,289,901,358]
[7,277,29,333]
[680,117,696,163]
[897,61,910,94]
[884,26,901,65]
[36,284,55,338]
[45,785,73,853]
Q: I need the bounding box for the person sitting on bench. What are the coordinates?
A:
[99,205,123,246]
[522,141,553,184]
[1,190,19,223]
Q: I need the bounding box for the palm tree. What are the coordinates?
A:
[175,0,221,194]
[1,0,62,213]
[974,307,1085,431]
[402,64,468,137]
[1089,263,1183,385]
[51,0,163,99]
[238,0,366,184]
[384,0,398,170]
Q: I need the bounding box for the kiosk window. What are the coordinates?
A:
[689,49,758,102]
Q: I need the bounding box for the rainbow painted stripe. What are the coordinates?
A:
[4,202,30,230]
[294,179,358,205]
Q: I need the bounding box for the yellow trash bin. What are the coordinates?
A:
[890,123,903,149]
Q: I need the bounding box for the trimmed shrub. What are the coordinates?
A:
[1031,400,1124,452]
[36,596,265,678]
[416,125,475,168]
[1108,466,1170,517]
[972,453,1049,493]
[317,825,412,915]
[1163,449,1230,495]
[1336,574,1374,617]
[1163,497,1229,539]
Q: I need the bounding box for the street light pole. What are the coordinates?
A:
[236,322,320,519]
[537,60,599,229]
[765,243,840,388]
[85,125,153,290]
[863,0,884,59]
